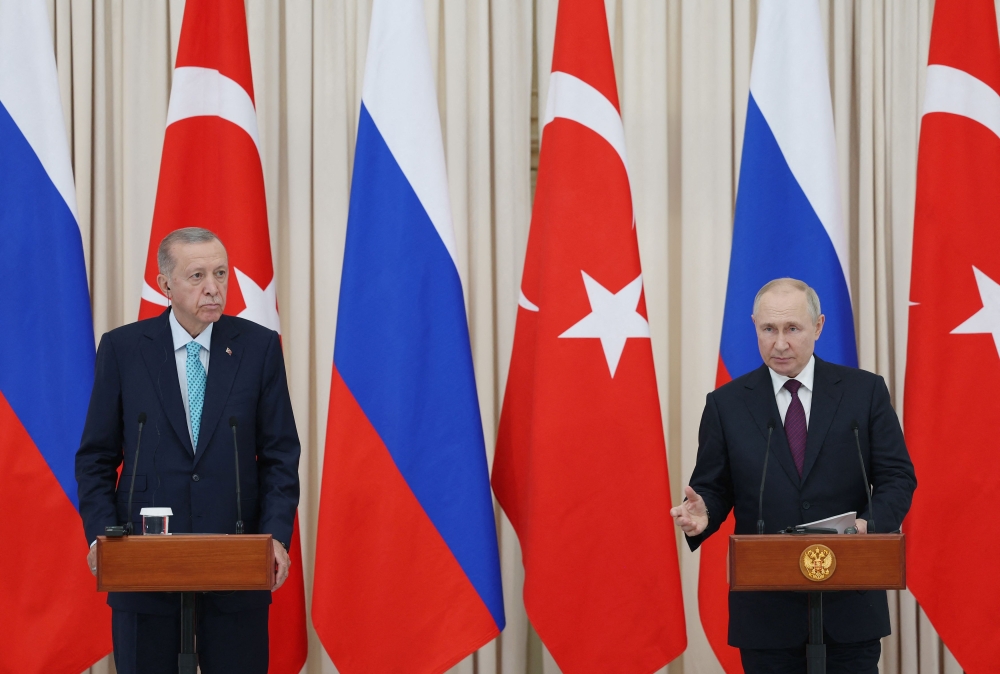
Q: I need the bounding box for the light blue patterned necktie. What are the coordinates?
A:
[186,341,207,449]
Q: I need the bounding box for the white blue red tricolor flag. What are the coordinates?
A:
[311,1,505,672]
[0,0,112,670]
[699,2,857,671]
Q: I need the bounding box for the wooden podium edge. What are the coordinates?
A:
[96,533,275,593]
[728,533,906,592]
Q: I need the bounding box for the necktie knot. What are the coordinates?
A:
[186,341,201,359]
[783,378,802,397]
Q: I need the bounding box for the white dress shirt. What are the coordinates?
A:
[169,309,212,447]
[768,354,815,427]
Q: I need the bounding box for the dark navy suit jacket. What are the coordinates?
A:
[686,357,916,649]
[76,309,300,615]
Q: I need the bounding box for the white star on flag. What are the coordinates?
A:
[235,267,281,334]
[559,271,650,377]
[951,265,1000,356]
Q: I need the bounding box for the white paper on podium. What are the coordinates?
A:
[799,511,857,533]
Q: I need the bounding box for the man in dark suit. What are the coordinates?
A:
[76,227,300,674]
[671,278,916,674]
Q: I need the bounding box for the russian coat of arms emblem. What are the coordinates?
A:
[799,544,837,582]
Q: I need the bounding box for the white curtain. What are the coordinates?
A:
[44,1,970,672]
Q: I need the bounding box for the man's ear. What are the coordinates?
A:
[156,273,171,297]
[815,314,826,340]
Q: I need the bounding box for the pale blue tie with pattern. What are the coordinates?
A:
[186,341,207,449]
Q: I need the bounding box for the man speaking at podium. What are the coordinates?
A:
[75,228,300,673]
[671,279,916,673]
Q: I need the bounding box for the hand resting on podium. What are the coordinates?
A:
[272,538,290,590]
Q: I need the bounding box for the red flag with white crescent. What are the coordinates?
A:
[138,2,307,671]
[491,1,686,671]
[905,1,1000,671]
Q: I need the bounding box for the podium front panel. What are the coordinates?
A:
[97,534,275,592]
[729,534,905,592]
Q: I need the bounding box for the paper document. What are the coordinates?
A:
[799,511,857,534]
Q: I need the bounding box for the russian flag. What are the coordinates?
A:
[0,1,112,670]
[310,1,505,672]
[700,2,857,672]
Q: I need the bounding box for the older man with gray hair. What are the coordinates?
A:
[671,278,916,674]
[76,227,300,673]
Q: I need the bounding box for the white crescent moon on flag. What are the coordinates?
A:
[523,71,637,313]
[924,64,1000,140]
[165,66,261,156]
[518,290,539,312]
[142,280,169,306]
[542,71,632,188]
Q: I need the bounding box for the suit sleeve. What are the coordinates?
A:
[862,376,916,533]
[75,333,125,544]
[685,391,735,551]
[255,330,301,548]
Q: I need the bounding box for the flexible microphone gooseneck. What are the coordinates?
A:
[852,420,875,534]
[123,412,147,535]
[230,416,244,534]
[757,419,775,535]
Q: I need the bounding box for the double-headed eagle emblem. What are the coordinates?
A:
[800,544,837,582]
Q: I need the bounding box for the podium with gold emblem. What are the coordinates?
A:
[729,533,906,674]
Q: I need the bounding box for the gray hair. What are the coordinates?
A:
[157,227,224,278]
[752,278,822,323]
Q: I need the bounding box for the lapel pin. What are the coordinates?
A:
[226,347,232,356]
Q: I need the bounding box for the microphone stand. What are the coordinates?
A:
[757,421,774,534]
[230,417,244,534]
[852,421,875,534]
[106,412,146,537]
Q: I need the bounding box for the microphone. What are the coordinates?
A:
[230,417,244,535]
[757,419,775,535]
[106,412,146,537]
[852,420,876,534]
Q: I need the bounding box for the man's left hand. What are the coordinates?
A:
[854,518,868,535]
[272,539,290,591]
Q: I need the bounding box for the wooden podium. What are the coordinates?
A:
[729,533,905,674]
[96,534,274,673]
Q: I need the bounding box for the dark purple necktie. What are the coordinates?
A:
[783,379,807,477]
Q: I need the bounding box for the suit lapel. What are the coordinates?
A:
[742,365,802,488]
[193,316,243,465]
[141,310,194,456]
[801,357,844,483]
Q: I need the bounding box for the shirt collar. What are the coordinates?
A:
[768,354,815,397]
[168,309,213,353]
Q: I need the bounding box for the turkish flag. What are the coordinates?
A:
[491,1,686,671]
[138,1,307,672]
[905,1,1000,671]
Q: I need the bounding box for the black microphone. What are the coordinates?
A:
[230,417,244,535]
[852,420,876,534]
[757,419,775,535]
[106,412,146,537]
